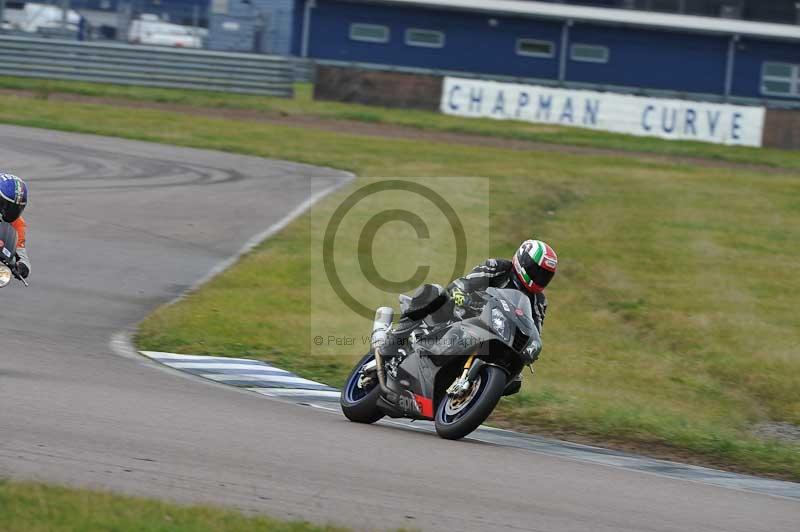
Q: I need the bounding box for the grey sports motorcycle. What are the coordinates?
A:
[0,221,28,288]
[341,284,541,440]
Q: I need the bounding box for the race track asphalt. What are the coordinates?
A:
[0,124,796,531]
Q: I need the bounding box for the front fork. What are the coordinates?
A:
[446,353,477,397]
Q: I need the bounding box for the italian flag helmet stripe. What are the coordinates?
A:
[542,243,557,271]
[520,264,532,283]
[513,254,531,283]
[529,241,544,264]
[515,239,558,293]
[526,240,557,269]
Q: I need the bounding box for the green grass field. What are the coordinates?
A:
[0,82,798,481]
[0,479,348,532]
[1,76,799,170]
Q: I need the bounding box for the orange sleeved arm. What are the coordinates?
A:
[11,217,26,248]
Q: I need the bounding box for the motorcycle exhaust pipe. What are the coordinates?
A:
[371,307,396,400]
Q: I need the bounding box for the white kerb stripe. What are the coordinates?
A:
[250,388,341,397]
[201,374,322,385]
[142,351,265,364]
[169,363,290,373]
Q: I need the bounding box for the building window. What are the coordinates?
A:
[571,43,610,63]
[516,39,555,58]
[762,62,800,98]
[349,23,390,44]
[405,28,445,48]
[210,0,229,14]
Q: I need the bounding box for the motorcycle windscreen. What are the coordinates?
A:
[0,222,18,264]
[422,324,484,357]
[494,288,536,334]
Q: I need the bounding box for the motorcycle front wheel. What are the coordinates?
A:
[434,365,506,440]
[340,353,385,424]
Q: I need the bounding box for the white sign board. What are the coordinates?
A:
[441,77,765,147]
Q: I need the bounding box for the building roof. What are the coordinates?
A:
[347,0,800,42]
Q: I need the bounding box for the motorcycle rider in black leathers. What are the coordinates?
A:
[384,240,558,385]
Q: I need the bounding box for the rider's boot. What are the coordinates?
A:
[502,373,524,396]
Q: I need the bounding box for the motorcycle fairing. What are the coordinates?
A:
[421,320,493,358]
[385,351,438,419]
[0,222,19,265]
[378,287,541,421]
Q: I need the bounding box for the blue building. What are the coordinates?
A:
[280,0,800,105]
[60,0,800,105]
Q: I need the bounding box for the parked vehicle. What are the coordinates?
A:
[341,285,540,440]
[18,3,82,34]
[128,14,202,49]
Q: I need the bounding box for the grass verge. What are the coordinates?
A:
[0,93,798,481]
[0,76,798,170]
[0,479,348,532]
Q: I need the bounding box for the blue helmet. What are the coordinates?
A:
[0,173,28,223]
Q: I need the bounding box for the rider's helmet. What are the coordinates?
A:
[512,239,558,294]
[0,174,28,223]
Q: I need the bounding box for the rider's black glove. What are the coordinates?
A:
[15,261,29,279]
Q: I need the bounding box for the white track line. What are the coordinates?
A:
[141,351,264,363]
[250,388,341,398]
[201,373,326,386]
[167,362,289,371]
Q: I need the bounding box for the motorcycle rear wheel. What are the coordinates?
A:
[340,353,385,424]
[434,365,506,440]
